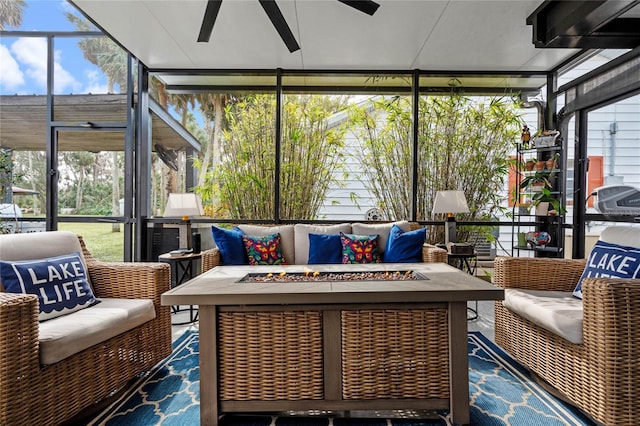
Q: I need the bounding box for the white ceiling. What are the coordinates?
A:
[72,0,581,74]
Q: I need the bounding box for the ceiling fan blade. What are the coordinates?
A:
[337,0,380,16]
[258,0,300,53]
[198,0,223,42]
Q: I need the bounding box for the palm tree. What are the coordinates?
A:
[196,93,229,189]
[66,11,129,230]
[169,93,196,189]
[0,0,25,31]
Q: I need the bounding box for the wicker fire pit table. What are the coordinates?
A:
[161,263,503,426]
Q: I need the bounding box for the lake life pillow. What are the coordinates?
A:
[242,233,287,265]
[308,233,342,264]
[384,224,426,263]
[573,240,640,299]
[0,252,98,321]
[340,232,381,264]
[212,225,246,265]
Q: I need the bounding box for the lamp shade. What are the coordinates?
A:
[163,193,204,217]
[432,190,470,215]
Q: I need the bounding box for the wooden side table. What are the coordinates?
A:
[447,251,478,320]
[159,252,202,324]
[447,252,477,275]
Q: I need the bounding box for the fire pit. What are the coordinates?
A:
[239,270,427,283]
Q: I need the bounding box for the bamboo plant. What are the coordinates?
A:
[349,92,522,244]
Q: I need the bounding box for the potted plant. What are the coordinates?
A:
[519,172,552,193]
[531,187,565,216]
[525,158,536,171]
[545,152,560,170]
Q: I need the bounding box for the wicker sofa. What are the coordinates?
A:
[201,221,448,271]
[494,226,640,425]
[0,231,172,426]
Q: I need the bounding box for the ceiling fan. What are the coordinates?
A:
[197,0,380,53]
[155,144,179,172]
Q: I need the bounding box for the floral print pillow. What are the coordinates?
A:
[242,233,286,265]
[340,232,381,264]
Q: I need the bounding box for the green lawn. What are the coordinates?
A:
[59,222,124,262]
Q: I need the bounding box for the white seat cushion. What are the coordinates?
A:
[503,289,583,344]
[600,226,640,247]
[38,297,156,365]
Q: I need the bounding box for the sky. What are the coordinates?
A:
[0,0,109,96]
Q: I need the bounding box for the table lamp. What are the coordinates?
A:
[164,193,204,249]
[432,190,469,244]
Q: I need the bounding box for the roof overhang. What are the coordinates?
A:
[0,94,200,152]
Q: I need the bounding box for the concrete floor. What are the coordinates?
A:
[467,300,495,341]
[171,309,199,341]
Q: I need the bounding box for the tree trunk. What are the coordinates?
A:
[75,167,84,212]
[156,81,177,194]
[112,152,120,232]
[198,94,225,188]
[178,108,188,191]
[28,152,38,214]
[165,168,176,194]
[151,158,158,215]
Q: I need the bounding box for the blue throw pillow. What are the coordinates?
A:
[0,252,98,321]
[308,233,342,264]
[573,240,640,299]
[212,226,246,265]
[384,224,426,263]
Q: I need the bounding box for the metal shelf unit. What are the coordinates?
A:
[512,143,565,257]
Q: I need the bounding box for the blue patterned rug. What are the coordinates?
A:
[87,331,594,426]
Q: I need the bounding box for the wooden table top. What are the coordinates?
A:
[158,251,202,261]
[161,263,503,307]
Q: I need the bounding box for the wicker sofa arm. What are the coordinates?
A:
[422,244,448,263]
[582,277,640,419]
[201,248,221,273]
[77,235,170,301]
[0,293,40,415]
[493,256,586,292]
[85,261,170,302]
[583,277,640,339]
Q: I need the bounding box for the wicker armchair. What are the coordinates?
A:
[494,255,640,425]
[0,232,172,426]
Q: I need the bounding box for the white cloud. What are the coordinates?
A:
[0,44,25,91]
[10,38,82,94]
[3,36,110,96]
[11,38,48,88]
[53,61,82,94]
[83,69,108,94]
